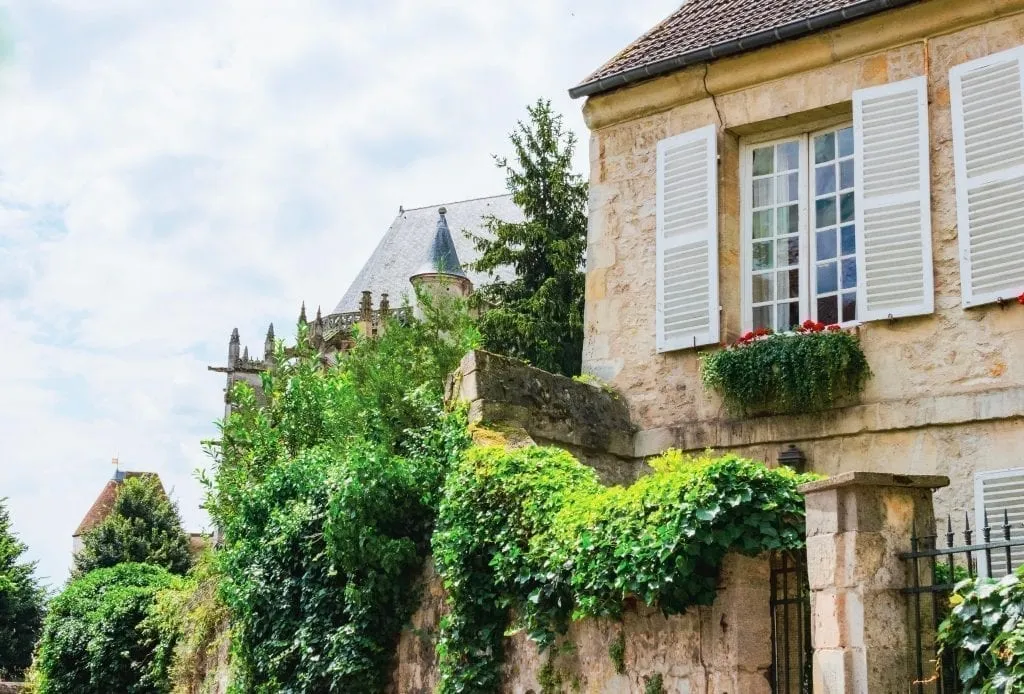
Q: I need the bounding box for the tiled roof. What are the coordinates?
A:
[73,472,163,537]
[331,195,522,315]
[571,0,920,98]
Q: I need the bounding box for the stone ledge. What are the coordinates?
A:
[799,472,949,495]
[634,386,1024,457]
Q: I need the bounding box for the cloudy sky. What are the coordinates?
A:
[0,0,679,587]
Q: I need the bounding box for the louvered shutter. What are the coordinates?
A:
[951,47,1024,307]
[852,77,934,321]
[975,468,1024,578]
[656,125,719,352]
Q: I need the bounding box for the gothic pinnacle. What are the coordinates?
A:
[298,302,307,324]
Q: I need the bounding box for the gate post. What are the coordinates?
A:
[798,472,948,694]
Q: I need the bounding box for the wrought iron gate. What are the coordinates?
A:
[769,550,812,694]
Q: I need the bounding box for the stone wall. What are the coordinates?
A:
[0,684,23,694]
[449,350,642,485]
[580,0,1024,516]
[390,554,772,694]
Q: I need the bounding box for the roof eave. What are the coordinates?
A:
[568,0,920,100]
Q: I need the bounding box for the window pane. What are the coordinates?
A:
[752,274,773,303]
[777,269,799,299]
[814,132,835,164]
[840,159,855,190]
[778,302,799,331]
[842,292,857,322]
[778,205,798,235]
[778,141,799,171]
[837,127,854,158]
[817,296,839,325]
[753,147,774,176]
[816,229,837,261]
[777,172,799,203]
[840,192,855,223]
[842,258,857,289]
[841,224,856,255]
[752,210,773,239]
[777,236,799,267]
[815,165,836,196]
[753,305,773,331]
[753,178,773,208]
[817,261,838,293]
[753,241,774,270]
[816,198,836,228]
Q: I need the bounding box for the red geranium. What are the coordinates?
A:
[1018,291,1024,305]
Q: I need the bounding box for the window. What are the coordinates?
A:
[975,468,1024,578]
[742,125,858,332]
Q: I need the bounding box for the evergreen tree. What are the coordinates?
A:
[0,499,46,680]
[468,99,588,377]
[75,476,192,577]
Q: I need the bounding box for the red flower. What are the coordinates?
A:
[754,327,772,337]
[1018,291,1024,305]
[826,324,842,332]
[801,319,816,331]
[814,321,825,332]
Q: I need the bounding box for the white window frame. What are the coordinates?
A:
[740,123,860,333]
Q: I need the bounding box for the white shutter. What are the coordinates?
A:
[853,77,934,321]
[975,468,1024,578]
[951,47,1024,308]
[656,125,719,352]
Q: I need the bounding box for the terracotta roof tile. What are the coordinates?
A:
[571,0,920,98]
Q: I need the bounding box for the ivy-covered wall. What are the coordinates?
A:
[389,554,772,694]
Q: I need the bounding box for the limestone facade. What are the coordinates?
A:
[580,0,1024,521]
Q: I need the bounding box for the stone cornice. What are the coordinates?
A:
[635,386,1024,458]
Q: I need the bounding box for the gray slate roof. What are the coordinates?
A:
[570,0,919,98]
[332,194,522,315]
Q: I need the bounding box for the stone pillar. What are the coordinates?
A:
[799,472,948,694]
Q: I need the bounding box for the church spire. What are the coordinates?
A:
[229,328,240,366]
[264,323,275,362]
[298,302,307,326]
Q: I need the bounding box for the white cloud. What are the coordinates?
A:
[0,0,679,586]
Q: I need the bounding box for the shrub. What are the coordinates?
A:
[205,297,476,693]
[432,447,816,694]
[937,568,1024,692]
[33,563,179,694]
[699,324,870,416]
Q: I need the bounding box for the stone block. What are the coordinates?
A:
[813,648,852,694]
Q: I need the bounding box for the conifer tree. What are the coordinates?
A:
[75,476,192,577]
[0,499,46,680]
[468,99,588,377]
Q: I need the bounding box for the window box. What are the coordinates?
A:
[699,322,871,417]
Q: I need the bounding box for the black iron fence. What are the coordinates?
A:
[900,512,1024,694]
[769,550,812,694]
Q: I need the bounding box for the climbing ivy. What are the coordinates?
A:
[432,447,816,694]
[700,324,870,416]
[937,568,1024,692]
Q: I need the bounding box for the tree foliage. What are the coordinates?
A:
[0,499,45,680]
[205,296,476,693]
[75,475,192,577]
[432,448,816,693]
[33,563,179,694]
[468,99,587,377]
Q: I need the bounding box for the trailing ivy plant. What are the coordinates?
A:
[937,568,1024,692]
[432,447,816,694]
[205,294,476,694]
[700,322,870,416]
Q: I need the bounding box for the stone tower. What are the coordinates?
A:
[409,207,473,318]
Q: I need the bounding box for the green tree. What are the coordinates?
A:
[0,499,45,680]
[468,99,588,377]
[33,563,179,694]
[74,476,192,577]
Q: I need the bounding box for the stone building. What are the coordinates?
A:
[570,0,1024,534]
[210,195,521,419]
